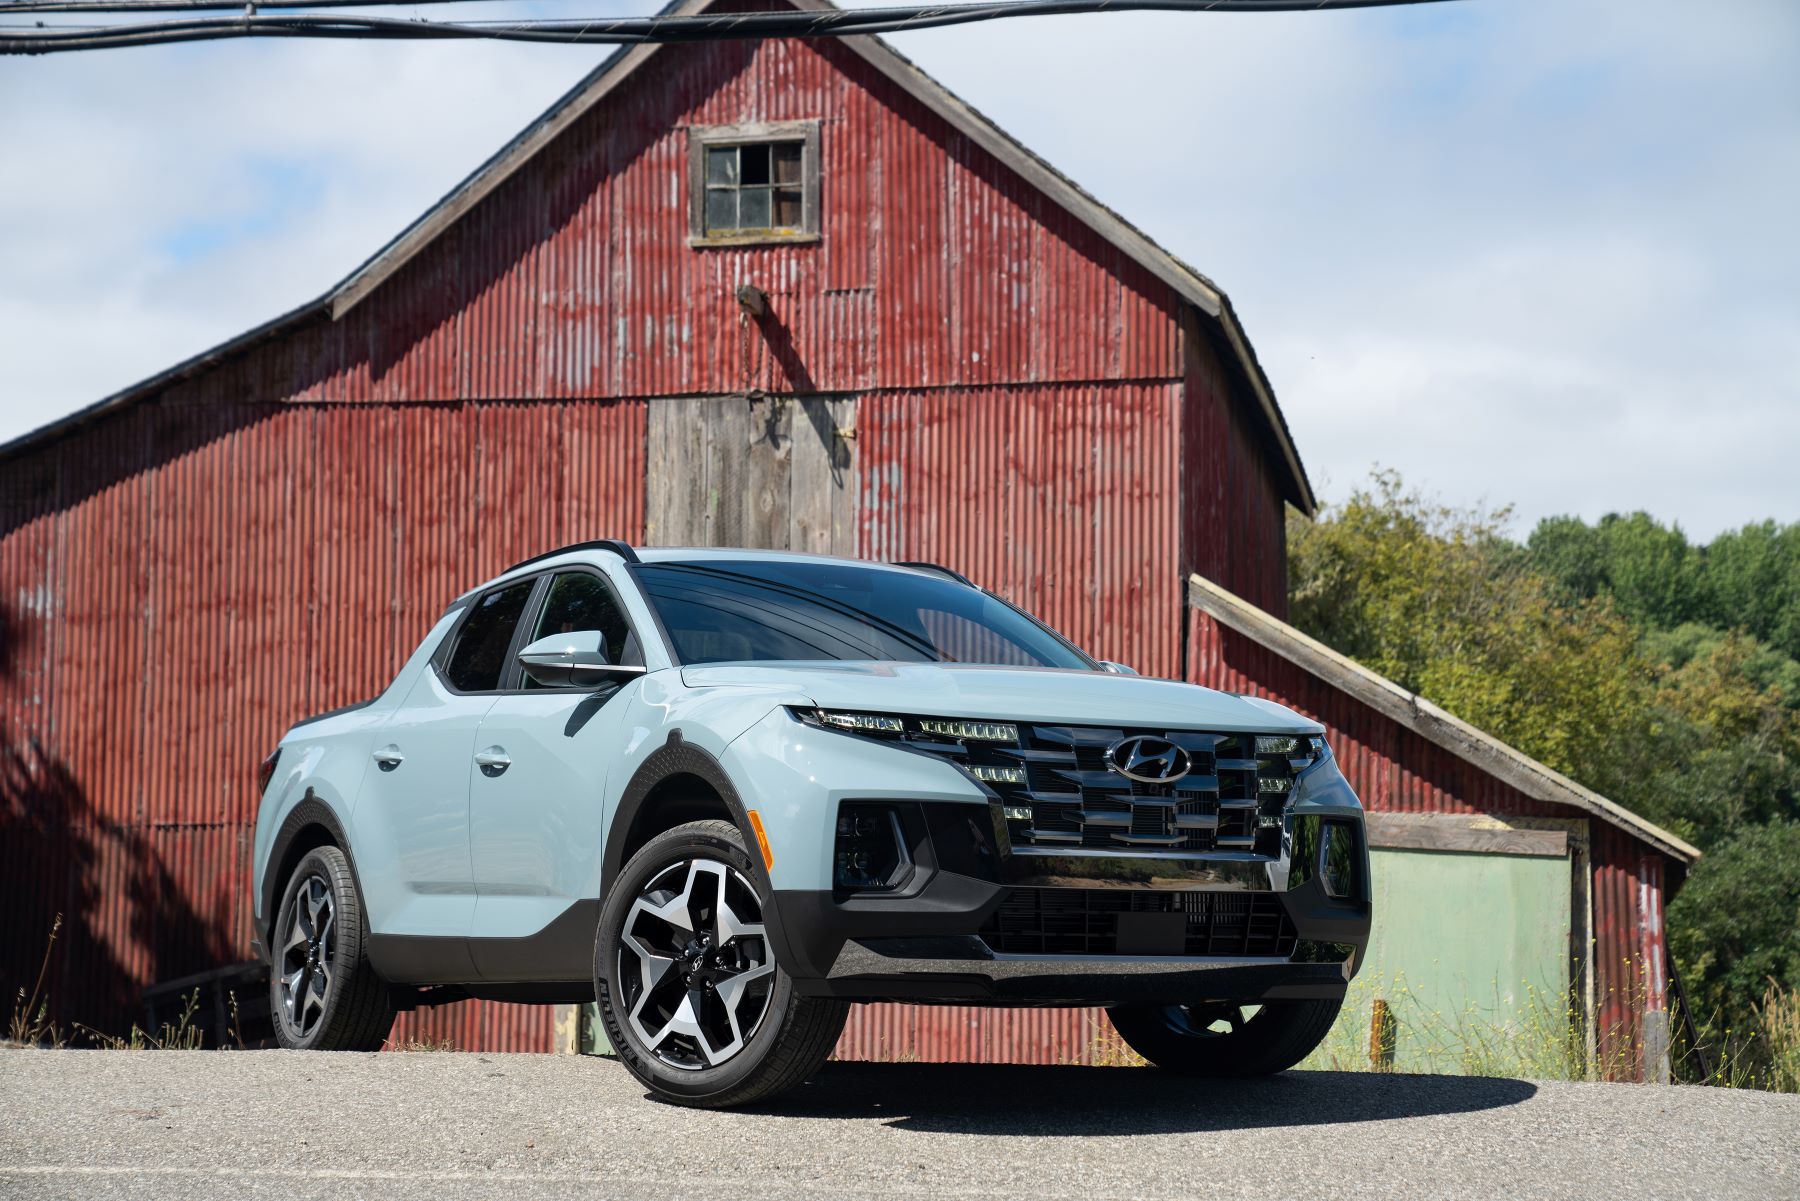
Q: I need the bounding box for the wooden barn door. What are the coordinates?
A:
[646,396,857,553]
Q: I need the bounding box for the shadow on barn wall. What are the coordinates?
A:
[0,594,239,1041]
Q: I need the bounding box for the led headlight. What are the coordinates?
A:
[968,764,1026,785]
[919,719,1019,743]
[1255,735,1300,755]
[816,710,905,735]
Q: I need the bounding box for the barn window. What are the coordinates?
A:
[688,121,821,246]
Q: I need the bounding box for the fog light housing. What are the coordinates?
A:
[834,803,913,893]
[1319,820,1361,900]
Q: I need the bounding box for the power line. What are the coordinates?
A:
[1,0,1459,55]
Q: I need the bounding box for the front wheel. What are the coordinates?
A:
[1106,997,1341,1076]
[594,819,848,1108]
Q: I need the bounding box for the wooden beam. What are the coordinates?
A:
[1365,813,1569,859]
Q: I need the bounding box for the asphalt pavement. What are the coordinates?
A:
[1,1048,1795,1200]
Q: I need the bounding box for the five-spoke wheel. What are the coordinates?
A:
[618,858,776,1070]
[596,818,848,1107]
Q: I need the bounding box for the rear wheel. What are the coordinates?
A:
[1106,997,1341,1076]
[595,819,848,1108]
[270,845,394,1051]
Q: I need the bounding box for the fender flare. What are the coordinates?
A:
[259,794,366,957]
[601,732,771,899]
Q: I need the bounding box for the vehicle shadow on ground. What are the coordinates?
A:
[756,1064,1537,1134]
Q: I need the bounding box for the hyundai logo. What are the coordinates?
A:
[1105,735,1191,783]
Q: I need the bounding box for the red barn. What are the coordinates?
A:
[0,0,1692,1078]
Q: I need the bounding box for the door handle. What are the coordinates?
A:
[372,744,404,771]
[473,746,512,777]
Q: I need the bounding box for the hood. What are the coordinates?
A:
[678,661,1320,733]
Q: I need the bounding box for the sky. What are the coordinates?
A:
[2,0,1796,542]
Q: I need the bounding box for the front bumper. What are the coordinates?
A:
[769,806,1371,1006]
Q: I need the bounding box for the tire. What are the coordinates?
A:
[1106,997,1342,1076]
[595,819,848,1108]
[269,845,395,1051]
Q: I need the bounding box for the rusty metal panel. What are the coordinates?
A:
[1182,316,1287,617]
[238,33,1181,408]
[389,1000,556,1053]
[857,382,1185,678]
[835,1004,1137,1066]
[1589,822,1661,1082]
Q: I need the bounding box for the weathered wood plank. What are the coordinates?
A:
[1364,813,1568,859]
[741,396,791,550]
[829,397,858,557]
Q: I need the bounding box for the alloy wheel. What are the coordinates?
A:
[616,858,775,1070]
[279,873,336,1037]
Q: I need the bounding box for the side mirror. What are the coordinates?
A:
[517,631,646,689]
[1098,660,1139,676]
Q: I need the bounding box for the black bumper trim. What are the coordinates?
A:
[770,872,1370,1005]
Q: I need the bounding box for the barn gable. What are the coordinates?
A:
[0,0,1310,516]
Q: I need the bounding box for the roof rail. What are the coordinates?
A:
[895,561,975,588]
[506,538,639,574]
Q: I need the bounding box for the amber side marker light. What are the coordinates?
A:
[745,809,775,872]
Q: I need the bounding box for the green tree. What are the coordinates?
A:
[1702,521,1800,661]
[1292,471,1800,1048]
[1668,822,1800,1034]
[1527,511,1703,630]
[1289,471,1657,800]
[1636,628,1800,847]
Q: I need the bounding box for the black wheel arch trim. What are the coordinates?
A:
[603,733,770,894]
[602,732,800,973]
[259,795,365,963]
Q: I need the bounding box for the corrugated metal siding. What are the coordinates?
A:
[240,27,1180,407]
[389,1000,555,1053]
[0,399,645,1042]
[1181,319,1288,617]
[857,382,1185,678]
[1186,605,1667,1080]
[835,1004,1137,1066]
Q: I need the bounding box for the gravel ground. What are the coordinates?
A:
[1,1049,1795,1200]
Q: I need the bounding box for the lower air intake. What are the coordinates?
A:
[979,888,1299,957]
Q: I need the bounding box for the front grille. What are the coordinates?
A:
[981,888,1299,957]
[961,723,1303,855]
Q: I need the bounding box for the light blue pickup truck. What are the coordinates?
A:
[253,542,1370,1106]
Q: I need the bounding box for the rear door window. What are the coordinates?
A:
[443,578,536,692]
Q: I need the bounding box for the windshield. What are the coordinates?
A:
[635,560,1095,669]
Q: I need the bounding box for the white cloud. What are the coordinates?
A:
[2,0,1797,540]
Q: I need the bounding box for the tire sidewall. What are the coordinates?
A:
[595,821,797,1103]
[270,845,365,1051]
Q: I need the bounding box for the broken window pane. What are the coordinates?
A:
[740,144,771,186]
